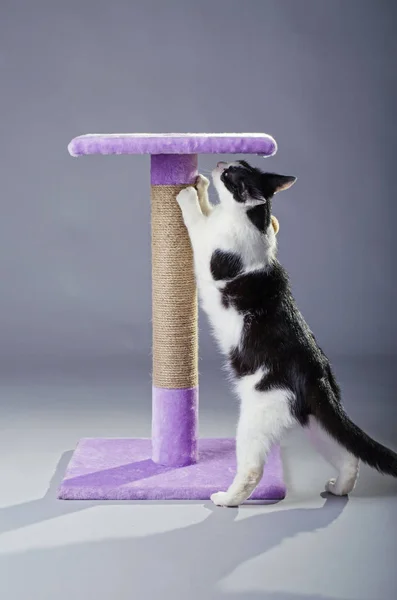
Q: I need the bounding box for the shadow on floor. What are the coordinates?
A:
[0,452,93,535]
[0,451,350,600]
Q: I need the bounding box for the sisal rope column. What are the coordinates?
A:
[151,184,198,388]
[150,154,199,467]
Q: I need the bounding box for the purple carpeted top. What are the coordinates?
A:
[68,133,277,158]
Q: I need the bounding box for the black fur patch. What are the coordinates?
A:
[225,263,327,402]
[246,205,266,233]
[237,160,254,170]
[210,250,243,281]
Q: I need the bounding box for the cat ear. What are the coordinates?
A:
[271,215,280,235]
[265,174,297,196]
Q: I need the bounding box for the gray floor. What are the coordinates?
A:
[0,356,396,600]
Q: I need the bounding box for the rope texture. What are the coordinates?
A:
[151,184,198,388]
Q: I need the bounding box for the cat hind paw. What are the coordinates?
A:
[210,491,239,507]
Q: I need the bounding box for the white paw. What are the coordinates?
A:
[326,476,357,496]
[176,186,197,207]
[195,174,210,191]
[325,478,347,496]
[210,491,239,507]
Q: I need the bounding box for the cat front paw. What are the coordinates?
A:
[210,491,239,507]
[176,186,198,207]
[195,174,210,192]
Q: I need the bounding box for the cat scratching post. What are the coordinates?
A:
[58,133,286,501]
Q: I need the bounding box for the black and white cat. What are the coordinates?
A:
[176,160,397,507]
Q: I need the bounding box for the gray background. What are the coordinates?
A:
[1,2,397,600]
[1,0,396,369]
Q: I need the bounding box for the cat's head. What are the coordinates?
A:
[212,160,296,231]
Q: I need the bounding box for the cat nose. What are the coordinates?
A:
[217,161,227,168]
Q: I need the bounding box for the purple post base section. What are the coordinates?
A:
[152,386,198,467]
[57,438,286,501]
[151,153,198,185]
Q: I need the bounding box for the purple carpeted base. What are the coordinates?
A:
[58,438,286,501]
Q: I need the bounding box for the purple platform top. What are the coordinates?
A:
[68,132,277,158]
[58,438,286,501]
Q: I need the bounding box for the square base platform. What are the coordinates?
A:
[58,438,286,501]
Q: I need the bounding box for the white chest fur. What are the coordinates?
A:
[190,203,274,356]
[198,281,244,355]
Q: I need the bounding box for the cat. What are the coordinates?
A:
[176,160,397,507]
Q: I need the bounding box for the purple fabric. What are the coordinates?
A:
[58,438,286,501]
[152,386,198,466]
[151,154,198,185]
[68,133,277,158]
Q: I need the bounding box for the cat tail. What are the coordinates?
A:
[310,382,397,477]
